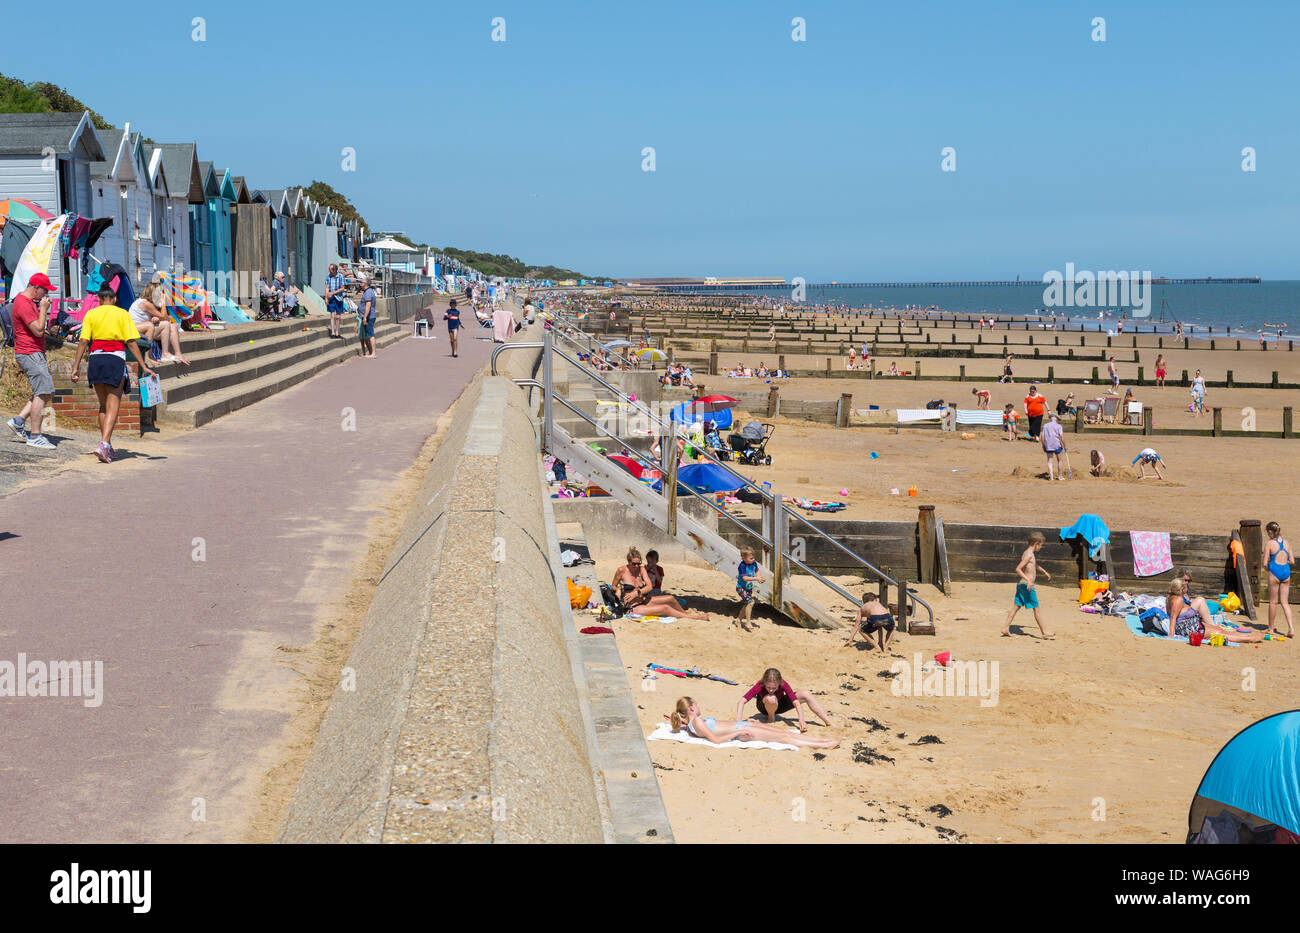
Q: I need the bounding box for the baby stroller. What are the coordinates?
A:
[729,421,774,466]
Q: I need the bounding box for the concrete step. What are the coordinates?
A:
[156,327,406,428]
[159,323,402,406]
[165,324,332,377]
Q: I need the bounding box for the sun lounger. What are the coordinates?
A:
[1102,397,1120,424]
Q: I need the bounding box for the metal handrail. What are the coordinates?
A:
[541,311,934,622]
[547,394,775,550]
[490,341,544,376]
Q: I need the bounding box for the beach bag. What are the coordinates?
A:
[599,583,627,618]
[566,578,592,609]
[1079,579,1110,604]
[0,302,13,348]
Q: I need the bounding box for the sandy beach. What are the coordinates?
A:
[596,564,1299,843]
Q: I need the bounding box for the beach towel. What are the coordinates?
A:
[1130,531,1173,577]
[625,613,672,624]
[896,409,944,423]
[646,721,799,751]
[1122,614,1237,645]
[1060,514,1110,561]
[955,409,1005,426]
[647,663,737,684]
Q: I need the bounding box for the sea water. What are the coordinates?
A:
[744,281,1300,340]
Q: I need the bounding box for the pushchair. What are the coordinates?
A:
[728,421,774,466]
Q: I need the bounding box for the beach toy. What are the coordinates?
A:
[961,432,977,439]
[762,481,772,491]
[935,651,952,667]
[1189,631,1203,646]
[908,485,918,497]
[869,451,879,459]
[839,488,849,496]
[890,488,900,495]
[628,393,636,402]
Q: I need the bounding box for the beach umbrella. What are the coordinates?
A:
[670,402,732,430]
[676,462,746,494]
[603,339,635,349]
[606,453,644,478]
[0,198,54,230]
[636,348,667,362]
[689,394,739,414]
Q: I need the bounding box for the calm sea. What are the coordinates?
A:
[740,281,1300,340]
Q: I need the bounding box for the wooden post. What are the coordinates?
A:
[1137,366,1144,384]
[766,387,780,418]
[1272,371,1278,389]
[917,506,936,585]
[934,514,952,595]
[778,354,786,372]
[1240,519,1265,607]
[1075,407,1084,433]
[1143,407,1153,435]
[959,364,965,381]
[1091,366,1099,382]
[1226,370,1233,387]
[836,393,852,428]
[1284,406,1293,438]
[914,361,920,379]
[1182,369,1189,386]
[825,356,832,376]
[1212,408,1222,436]
[1047,365,1054,382]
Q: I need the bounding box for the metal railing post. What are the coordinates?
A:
[543,327,555,452]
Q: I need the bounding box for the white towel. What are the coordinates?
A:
[955,409,1005,426]
[896,409,944,423]
[646,721,799,751]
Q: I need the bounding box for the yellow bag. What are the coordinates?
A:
[567,578,592,609]
[1079,579,1110,604]
[1219,592,1242,613]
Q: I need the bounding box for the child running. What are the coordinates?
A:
[736,667,836,731]
[735,547,763,627]
[1003,532,1054,638]
[845,590,896,653]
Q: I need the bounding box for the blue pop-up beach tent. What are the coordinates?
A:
[670,403,733,430]
[676,462,746,494]
[1188,710,1300,841]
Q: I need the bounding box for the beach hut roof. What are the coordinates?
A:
[0,111,106,159]
[149,143,204,203]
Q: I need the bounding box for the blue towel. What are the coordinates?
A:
[1060,513,1111,561]
[1123,613,1236,645]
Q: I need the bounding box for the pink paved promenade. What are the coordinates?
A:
[0,327,493,842]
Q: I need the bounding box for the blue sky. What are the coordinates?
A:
[5,0,1297,279]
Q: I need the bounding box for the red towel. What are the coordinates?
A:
[580,626,614,635]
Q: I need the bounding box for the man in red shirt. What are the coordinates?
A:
[1023,385,1047,440]
[6,272,58,449]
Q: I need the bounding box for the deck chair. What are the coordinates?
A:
[1083,399,1103,424]
[1101,397,1120,424]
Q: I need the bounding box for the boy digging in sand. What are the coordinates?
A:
[845,590,896,653]
[1003,532,1054,638]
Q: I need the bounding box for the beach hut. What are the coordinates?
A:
[146,143,200,276]
[1188,710,1300,843]
[0,112,106,296]
[91,124,167,286]
[231,185,274,301]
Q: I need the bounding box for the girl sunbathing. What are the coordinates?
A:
[668,697,839,748]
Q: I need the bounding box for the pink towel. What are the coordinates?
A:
[1130,531,1173,577]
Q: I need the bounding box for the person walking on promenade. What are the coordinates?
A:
[325,263,346,338]
[6,273,59,449]
[357,279,378,358]
[444,299,461,357]
[70,285,156,463]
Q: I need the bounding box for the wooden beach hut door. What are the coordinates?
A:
[189,203,211,286]
[209,196,232,301]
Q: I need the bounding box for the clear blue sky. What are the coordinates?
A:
[6,0,1297,279]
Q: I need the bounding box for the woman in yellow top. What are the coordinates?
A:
[71,286,156,463]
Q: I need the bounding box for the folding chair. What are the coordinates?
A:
[1083,399,1103,424]
[1101,397,1120,424]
